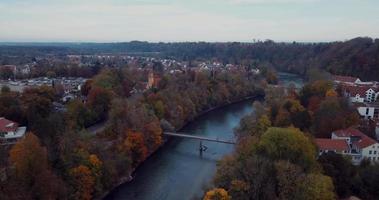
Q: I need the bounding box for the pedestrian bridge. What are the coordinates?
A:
[163,132,236,144]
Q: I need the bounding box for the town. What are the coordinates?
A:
[314,75,379,164]
[1,0,379,198]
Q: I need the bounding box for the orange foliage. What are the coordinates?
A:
[124,130,148,167]
[10,133,48,180]
[89,154,102,169]
[204,188,231,200]
[9,133,63,199]
[69,165,95,200]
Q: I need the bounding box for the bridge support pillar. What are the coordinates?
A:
[199,140,207,156]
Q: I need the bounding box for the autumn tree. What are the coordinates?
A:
[257,127,317,171]
[124,131,148,167]
[204,188,231,200]
[325,89,338,97]
[312,98,359,138]
[87,86,112,121]
[9,133,64,199]
[69,165,95,200]
[143,120,163,151]
[318,153,355,197]
[66,99,95,129]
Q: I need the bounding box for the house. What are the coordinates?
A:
[0,117,27,145]
[331,128,379,164]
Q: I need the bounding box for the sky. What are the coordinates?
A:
[0,0,379,42]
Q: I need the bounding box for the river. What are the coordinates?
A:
[105,72,303,200]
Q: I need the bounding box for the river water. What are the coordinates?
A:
[105,72,303,200]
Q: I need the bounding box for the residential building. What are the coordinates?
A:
[316,128,379,164]
[355,102,379,120]
[0,117,27,145]
[333,75,361,85]
[341,85,379,103]
[333,74,379,103]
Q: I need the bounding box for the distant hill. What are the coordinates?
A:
[1,37,378,80]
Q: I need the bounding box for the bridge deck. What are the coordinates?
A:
[163,132,236,144]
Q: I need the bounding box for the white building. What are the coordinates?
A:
[331,128,379,164]
[0,117,27,145]
[355,102,379,120]
[342,85,379,103]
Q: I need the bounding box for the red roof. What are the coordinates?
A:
[333,75,359,83]
[0,117,18,132]
[333,128,364,137]
[333,128,377,149]
[315,138,349,152]
[342,84,376,96]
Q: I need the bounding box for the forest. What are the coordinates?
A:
[0,66,264,200]
[1,37,379,80]
[204,80,379,200]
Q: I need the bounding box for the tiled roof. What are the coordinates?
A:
[333,75,359,83]
[333,128,377,149]
[0,117,18,132]
[315,138,349,152]
[333,128,364,137]
[342,84,376,96]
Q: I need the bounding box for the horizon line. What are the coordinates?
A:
[0,36,377,45]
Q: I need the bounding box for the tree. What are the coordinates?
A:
[275,160,304,200]
[143,120,163,151]
[1,85,10,93]
[318,153,355,197]
[204,188,231,200]
[299,174,335,200]
[124,131,148,167]
[312,98,358,138]
[9,133,63,199]
[257,127,318,171]
[325,89,338,97]
[153,100,165,119]
[256,115,271,136]
[87,86,112,121]
[66,100,95,128]
[69,165,95,200]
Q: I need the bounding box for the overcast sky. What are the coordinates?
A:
[1,0,379,42]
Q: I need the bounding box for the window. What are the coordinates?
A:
[366,108,369,115]
[375,151,377,154]
[369,150,372,154]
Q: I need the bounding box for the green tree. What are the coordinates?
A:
[257,127,318,171]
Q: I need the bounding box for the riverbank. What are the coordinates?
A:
[98,91,264,200]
